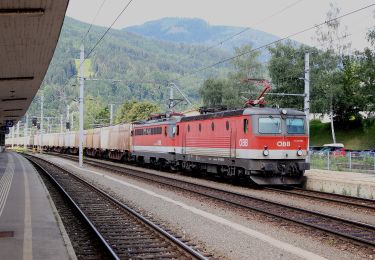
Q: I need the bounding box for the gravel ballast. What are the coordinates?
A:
[36,154,375,260]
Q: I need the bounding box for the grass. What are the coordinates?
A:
[74,58,94,78]
[310,119,375,150]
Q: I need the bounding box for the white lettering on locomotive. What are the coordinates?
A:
[239,139,248,147]
[276,141,291,147]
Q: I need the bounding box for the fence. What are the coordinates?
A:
[310,152,375,173]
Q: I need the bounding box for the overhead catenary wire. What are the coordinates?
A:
[178,0,304,63]
[60,0,135,91]
[84,0,135,62]
[56,1,373,108]
[171,3,375,83]
[79,0,109,46]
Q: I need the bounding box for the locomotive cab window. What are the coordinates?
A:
[259,117,281,134]
[164,126,167,136]
[243,119,249,133]
[226,121,230,130]
[211,122,215,131]
[286,118,305,134]
[176,125,179,136]
[199,123,202,132]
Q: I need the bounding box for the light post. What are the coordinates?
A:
[79,44,84,167]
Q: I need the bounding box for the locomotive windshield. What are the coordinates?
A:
[286,118,305,134]
[259,117,281,134]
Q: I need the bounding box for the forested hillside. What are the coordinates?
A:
[125,17,281,60]
[27,17,233,129]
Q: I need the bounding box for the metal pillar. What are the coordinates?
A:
[40,94,44,152]
[16,121,20,139]
[169,85,174,110]
[67,105,70,131]
[11,126,14,148]
[109,104,113,125]
[60,115,63,133]
[304,52,310,163]
[71,113,74,130]
[24,114,28,149]
[79,44,84,167]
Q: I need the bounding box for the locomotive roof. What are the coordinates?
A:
[133,117,181,127]
[180,107,305,122]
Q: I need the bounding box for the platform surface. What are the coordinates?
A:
[305,169,375,199]
[0,151,70,260]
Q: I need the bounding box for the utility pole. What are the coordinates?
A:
[169,82,192,106]
[24,114,28,149]
[60,115,63,133]
[11,126,14,148]
[304,52,310,163]
[71,113,74,130]
[67,105,70,131]
[109,104,113,125]
[40,94,44,152]
[47,118,50,133]
[169,85,174,110]
[16,121,20,140]
[79,44,84,167]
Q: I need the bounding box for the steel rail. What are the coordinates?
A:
[50,153,375,247]
[26,154,207,260]
[26,156,120,260]
[266,187,375,210]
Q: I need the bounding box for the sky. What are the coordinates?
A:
[66,0,375,50]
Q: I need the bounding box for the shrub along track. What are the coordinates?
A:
[24,154,207,260]
[45,152,375,248]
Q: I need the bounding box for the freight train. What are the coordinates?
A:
[6,106,309,186]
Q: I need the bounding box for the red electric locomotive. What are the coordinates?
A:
[132,107,309,185]
[132,80,309,185]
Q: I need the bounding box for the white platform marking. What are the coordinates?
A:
[0,153,15,219]
[65,161,326,260]
[16,154,33,260]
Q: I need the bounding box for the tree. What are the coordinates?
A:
[84,95,109,129]
[267,42,306,110]
[313,3,352,143]
[115,100,161,123]
[357,29,375,116]
[333,56,362,124]
[199,78,225,107]
[199,44,264,109]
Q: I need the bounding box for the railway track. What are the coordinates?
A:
[43,152,375,247]
[55,153,375,211]
[25,154,207,260]
[266,187,375,210]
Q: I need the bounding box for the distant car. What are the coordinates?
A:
[359,150,375,157]
[350,150,362,158]
[331,147,346,157]
[309,146,323,154]
[318,143,346,157]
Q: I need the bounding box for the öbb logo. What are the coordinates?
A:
[277,141,290,147]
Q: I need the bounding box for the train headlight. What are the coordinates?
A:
[263,149,269,156]
[297,150,303,156]
[281,109,287,115]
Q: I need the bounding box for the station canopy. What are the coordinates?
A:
[0,1,69,126]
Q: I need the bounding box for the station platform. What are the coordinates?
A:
[305,169,375,199]
[0,151,73,259]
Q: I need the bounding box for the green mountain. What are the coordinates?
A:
[27,17,233,128]
[125,17,281,61]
